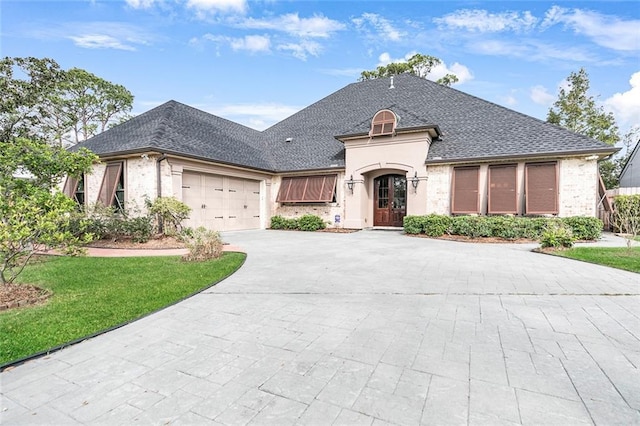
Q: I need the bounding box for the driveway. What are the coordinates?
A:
[2,230,639,425]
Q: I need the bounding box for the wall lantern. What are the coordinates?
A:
[411,172,419,192]
[346,175,355,193]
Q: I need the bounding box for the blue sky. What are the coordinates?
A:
[2,0,639,143]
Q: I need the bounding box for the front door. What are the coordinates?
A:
[374,174,406,227]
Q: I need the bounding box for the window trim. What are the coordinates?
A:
[370,110,397,137]
[525,162,558,215]
[277,174,337,203]
[451,166,480,214]
[488,164,518,214]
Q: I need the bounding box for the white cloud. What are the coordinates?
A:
[237,13,345,38]
[125,0,158,9]
[203,103,301,130]
[530,85,555,105]
[230,35,270,52]
[186,0,246,14]
[469,38,595,62]
[605,71,640,127]
[277,40,322,61]
[195,33,270,53]
[542,6,640,52]
[68,34,137,51]
[352,13,405,41]
[434,9,538,33]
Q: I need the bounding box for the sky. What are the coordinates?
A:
[2,0,639,149]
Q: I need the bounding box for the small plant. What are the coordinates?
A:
[562,216,603,241]
[297,214,326,231]
[612,195,640,249]
[182,227,223,261]
[422,214,451,237]
[540,221,575,249]
[146,197,191,236]
[403,216,423,234]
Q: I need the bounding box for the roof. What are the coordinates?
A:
[618,139,640,187]
[75,74,617,172]
[72,100,274,171]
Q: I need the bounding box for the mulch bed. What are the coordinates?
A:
[86,236,186,249]
[0,284,51,312]
[407,233,537,244]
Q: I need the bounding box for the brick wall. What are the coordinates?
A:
[425,165,451,215]
[559,157,598,216]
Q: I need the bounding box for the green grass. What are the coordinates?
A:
[0,253,245,366]
[555,246,640,273]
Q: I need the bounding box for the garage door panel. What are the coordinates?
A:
[182,172,261,231]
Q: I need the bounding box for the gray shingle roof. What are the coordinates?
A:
[76,74,616,173]
[73,100,274,171]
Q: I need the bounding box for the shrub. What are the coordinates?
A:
[540,221,575,248]
[451,216,492,238]
[147,197,191,235]
[403,216,424,234]
[562,216,602,241]
[270,215,298,230]
[298,214,326,231]
[422,214,452,237]
[182,227,223,261]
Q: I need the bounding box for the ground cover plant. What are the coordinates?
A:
[0,253,245,366]
[554,246,640,273]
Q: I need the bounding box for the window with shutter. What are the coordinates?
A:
[277,175,337,203]
[525,162,558,214]
[488,165,517,214]
[97,162,125,211]
[63,176,78,199]
[451,166,480,214]
[370,110,397,137]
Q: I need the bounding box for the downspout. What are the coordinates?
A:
[156,153,167,233]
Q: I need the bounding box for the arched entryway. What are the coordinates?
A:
[374,174,406,227]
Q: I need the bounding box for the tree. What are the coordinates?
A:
[0,138,98,285]
[547,68,619,145]
[1,57,134,147]
[359,53,459,86]
[547,68,621,188]
[0,57,65,143]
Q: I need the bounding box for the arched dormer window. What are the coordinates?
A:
[370,110,397,137]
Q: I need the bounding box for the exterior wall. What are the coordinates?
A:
[558,157,599,216]
[342,131,432,228]
[619,146,640,188]
[425,165,451,215]
[125,156,161,212]
[271,172,346,228]
[85,162,106,208]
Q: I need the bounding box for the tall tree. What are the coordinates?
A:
[546,68,621,188]
[547,68,619,145]
[1,57,134,147]
[0,57,65,143]
[359,53,459,86]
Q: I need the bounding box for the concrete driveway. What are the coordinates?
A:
[2,230,639,425]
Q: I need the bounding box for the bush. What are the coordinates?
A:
[422,214,452,237]
[147,197,191,235]
[451,216,492,238]
[182,227,223,261]
[540,221,575,248]
[562,216,602,241]
[270,214,325,231]
[403,216,424,234]
[298,214,326,231]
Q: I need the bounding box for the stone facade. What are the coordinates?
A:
[558,157,598,217]
[425,165,452,215]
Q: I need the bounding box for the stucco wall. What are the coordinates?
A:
[558,157,598,216]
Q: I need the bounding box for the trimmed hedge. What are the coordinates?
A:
[270,214,326,231]
[403,214,602,241]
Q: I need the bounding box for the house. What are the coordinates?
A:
[618,140,640,188]
[69,74,618,231]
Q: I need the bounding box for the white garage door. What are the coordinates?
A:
[182,172,261,231]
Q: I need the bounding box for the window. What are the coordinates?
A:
[370,110,397,136]
[488,165,517,214]
[525,162,558,214]
[277,175,337,203]
[62,174,85,206]
[98,162,125,211]
[451,166,480,214]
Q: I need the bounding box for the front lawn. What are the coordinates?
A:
[0,253,245,366]
[555,246,640,273]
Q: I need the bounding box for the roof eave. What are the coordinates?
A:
[335,124,441,142]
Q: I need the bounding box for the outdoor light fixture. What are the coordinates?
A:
[411,172,419,192]
[346,175,355,193]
